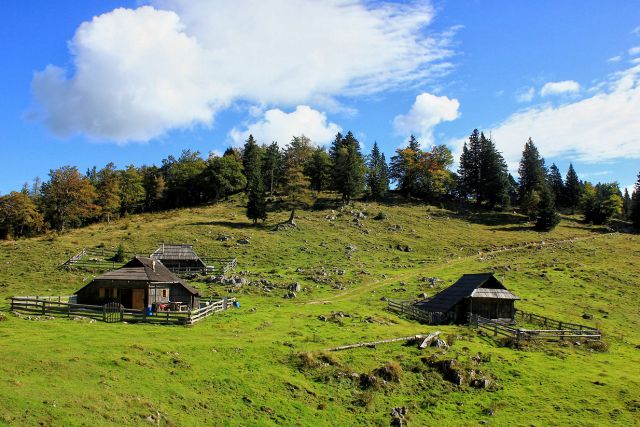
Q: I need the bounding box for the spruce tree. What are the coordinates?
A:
[457,129,482,203]
[479,133,510,209]
[622,188,631,220]
[564,163,581,213]
[262,142,283,194]
[548,163,565,206]
[535,186,560,231]
[306,147,332,192]
[629,173,640,229]
[518,138,547,216]
[333,131,365,203]
[243,136,267,224]
[366,142,389,201]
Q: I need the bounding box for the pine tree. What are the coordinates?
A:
[535,186,560,231]
[478,134,510,210]
[243,135,267,224]
[457,129,482,203]
[629,173,640,229]
[283,137,314,224]
[262,142,283,194]
[622,188,631,220]
[547,163,565,206]
[564,163,581,214]
[366,142,389,201]
[333,131,366,203]
[518,138,547,216]
[306,147,332,192]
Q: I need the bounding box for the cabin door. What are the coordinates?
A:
[132,289,145,310]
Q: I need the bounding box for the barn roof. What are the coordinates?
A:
[414,273,517,313]
[150,244,203,262]
[75,256,200,296]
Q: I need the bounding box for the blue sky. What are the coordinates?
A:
[1,0,639,194]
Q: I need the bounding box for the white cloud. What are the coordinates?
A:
[229,105,340,147]
[540,80,580,97]
[633,26,640,35]
[32,1,455,142]
[461,65,640,168]
[629,46,640,56]
[516,87,535,103]
[607,55,622,63]
[393,92,460,145]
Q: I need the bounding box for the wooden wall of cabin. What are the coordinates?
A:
[468,298,515,320]
[168,284,199,308]
[76,280,149,308]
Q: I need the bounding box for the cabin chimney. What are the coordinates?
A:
[152,260,156,271]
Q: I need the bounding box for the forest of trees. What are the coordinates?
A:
[0,129,638,239]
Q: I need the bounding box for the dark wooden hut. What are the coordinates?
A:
[74,256,200,310]
[150,244,207,273]
[414,273,518,324]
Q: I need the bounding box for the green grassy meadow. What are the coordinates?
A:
[0,198,639,426]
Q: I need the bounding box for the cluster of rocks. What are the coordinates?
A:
[427,356,494,389]
[205,275,248,286]
[387,224,404,232]
[395,244,412,252]
[318,311,351,322]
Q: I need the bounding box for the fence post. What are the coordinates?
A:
[494,325,498,337]
[223,297,228,310]
[103,305,107,322]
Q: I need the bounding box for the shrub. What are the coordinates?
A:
[373,361,402,382]
[373,212,387,220]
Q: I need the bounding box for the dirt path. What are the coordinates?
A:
[305,232,618,305]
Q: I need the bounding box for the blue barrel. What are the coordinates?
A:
[146,306,153,316]
[233,301,240,308]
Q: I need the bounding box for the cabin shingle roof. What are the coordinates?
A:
[150,244,203,262]
[78,256,200,296]
[414,273,517,313]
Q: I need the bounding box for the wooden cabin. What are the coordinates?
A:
[414,273,518,324]
[150,244,207,274]
[74,256,200,310]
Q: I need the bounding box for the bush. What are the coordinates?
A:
[373,212,387,220]
[111,244,126,262]
[373,361,402,382]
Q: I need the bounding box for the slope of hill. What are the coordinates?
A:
[0,197,639,426]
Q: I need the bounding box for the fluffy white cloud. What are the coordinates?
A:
[607,55,622,63]
[393,92,460,145]
[540,80,580,97]
[516,87,535,103]
[629,46,640,56]
[32,1,454,142]
[229,105,341,147]
[469,65,640,167]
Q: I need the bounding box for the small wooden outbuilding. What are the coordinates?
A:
[414,273,518,324]
[150,244,207,273]
[74,256,200,310]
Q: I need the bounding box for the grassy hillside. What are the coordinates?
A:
[0,197,639,426]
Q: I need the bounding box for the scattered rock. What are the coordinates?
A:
[284,292,297,299]
[237,238,250,245]
[582,313,594,320]
[395,244,412,252]
[216,234,232,241]
[417,292,428,299]
[390,407,408,427]
[290,282,302,292]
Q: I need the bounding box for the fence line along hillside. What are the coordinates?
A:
[60,246,237,275]
[9,296,236,325]
[471,311,602,342]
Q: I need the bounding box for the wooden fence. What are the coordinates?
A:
[60,247,237,276]
[9,296,236,325]
[387,300,447,325]
[470,313,601,342]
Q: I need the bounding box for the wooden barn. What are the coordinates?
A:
[414,273,518,324]
[74,256,200,310]
[150,244,208,273]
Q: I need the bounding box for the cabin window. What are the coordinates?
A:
[162,289,168,298]
[99,288,105,298]
[111,288,118,298]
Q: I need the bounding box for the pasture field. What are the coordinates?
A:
[0,198,639,426]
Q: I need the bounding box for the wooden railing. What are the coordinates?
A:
[387,300,447,325]
[470,313,601,342]
[9,296,237,325]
